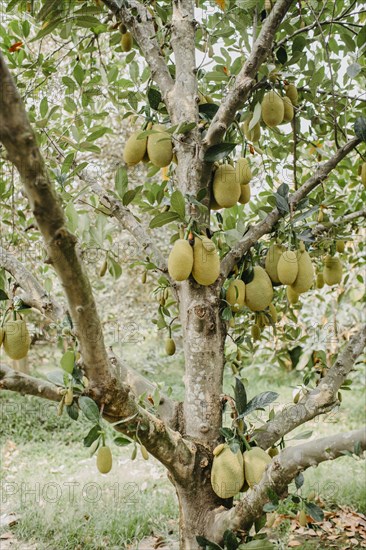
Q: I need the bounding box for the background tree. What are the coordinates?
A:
[0,0,365,548]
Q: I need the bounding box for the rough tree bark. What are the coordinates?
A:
[0,0,365,548]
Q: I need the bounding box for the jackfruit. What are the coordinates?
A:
[245,266,273,312]
[147,125,173,168]
[268,303,278,323]
[213,443,225,456]
[3,319,30,360]
[285,84,298,106]
[336,240,345,253]
[192,236,220,286]
[165,338,176,356]
[316,272,324,289]
[64,387,73,406]
[211,444,244,499]
[243,115,261,142]
[323,255,342,286]
[268,446,279,458]
[243,447,272,487]
[286,285,299,304]
[168,239,193,281]
[213,164,240,208]
[97,446,112,474]
[226,280,246,312]
[298,509,307,527]
[265,243,285,284]
[251,324,261,341]
[235,157,252,185]
[238,184,250,205]
[140,445,149,460]
[291,250,314,293]
[123,131,147,166]
[282,96,294,122]
[261,91,284,127]
[121,32,133,52]
[277,251,299,285]
[362,162,366,187]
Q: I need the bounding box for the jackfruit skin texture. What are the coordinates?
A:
[97,446,112,474]
[285,84,298,106]
[323,255,343,285]
[123,131,147,166]
[192,236,220,286]
[362,162,366,187]
[238,184,250,204]
[213,164,240,208]
[261,91,284,127]
[265,243,285,284]
[243,447,272,487]
[286,285,299,304]
[291,250,314,293]
[168,239,193,281]
[121,32,133,52]
[282,96,294,122]
[277,251,299,285]
[3,319,30,360]
[245,266,273,312]
[243,116,261,142]
[147,125,173,168]
[236,157,252,185]
[211,445,244,499]
[316,272,325,289]
[226,280,246,312]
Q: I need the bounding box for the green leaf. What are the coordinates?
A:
[234,378,247,415]
[147,87,162,110]
[199,103,219,119]
[66,402,79,421]
[239,391,279,418]
[170,190,186,219]
[149,211,180,228]
[292,35,307,53]
[354,116,366,142]
[115,165,128,199]
[83,424,101,447]
[223,530,239,550]
[108,258,122,279]
[204,142,237,162]
[114,436,133,447]
[276,46,287,65]
[196,536,223,549]
[32,18,63,41]
[295,472,304,489]
[347,63,361,78]
[87,127,112,141]
[305,502,324,522]
[78,396,100,423]
[60,350,75,374]
[47,370,66,387]
[275,193,289,215]
[0,289,9,300]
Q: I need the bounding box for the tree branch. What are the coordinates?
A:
[102,0,174,105]
[0,245,63,321]
[312,208,366,237]
[204,0,295,148]
[210,427,366,540]
[0,363,62,402]
[220,137,361,278]
[254,326,366,450]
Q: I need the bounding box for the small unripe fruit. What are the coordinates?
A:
[64,387,73,406]
[336,240,345,253]
[261,90,284,127]
[277,251,299,285]
[316,272,325,289]
[268,446,279,458]
[140,445,149,460]
[165,338,176,356]
[251,324,261,341]
[285,84,298,106]
[298,509,307,527]
[121,32,133,52]
[287,286,299,305]
[97,446,112,474]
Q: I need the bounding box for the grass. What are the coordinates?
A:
[1,360,365,548]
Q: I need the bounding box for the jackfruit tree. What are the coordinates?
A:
[0,0,365,548]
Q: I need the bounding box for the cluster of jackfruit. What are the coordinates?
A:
[260,84,297,128]
[210,443,273,499]
[0,314,30,360]
[211,157,252,210]
[168,235,220,286]
[123,125,173,168]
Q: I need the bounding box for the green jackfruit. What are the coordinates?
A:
[243,447,272,487]
[213,164,240,208]
[123,131,147,166]
[121,32,133,52]
[245,266,273,312]
[3,319,30,360]
[291,250,314,293]
[235,157,252,185]
[265,243,285,284]
[242,115,261,142]
[165,338,176,356]
[268,303,278,323]
[211,444,244,499]
[140,445,149,460]
[282,96,294,122]
[277,251,299,285]
[268,446,279,458]
[316,272,324,289]
[192,236,220,286]
[286,285,299,304]
[168,239,193,281]
[97,446,112,474]
[285,84,298,106]
[147,125,173,168]
[251,324,261,341]
[238,184,250,205]
[336,240,345,253]
[261,91,284,127]
[226,280,246,312]
[323,255,342,286]
[64,387,73,406]
[298,509,308,527]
